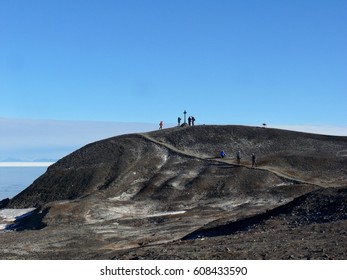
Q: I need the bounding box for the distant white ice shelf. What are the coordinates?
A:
[0,162,54,167]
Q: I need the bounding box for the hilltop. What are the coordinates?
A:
[1,125,347,259]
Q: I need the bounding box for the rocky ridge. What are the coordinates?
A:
[1,125,346,259]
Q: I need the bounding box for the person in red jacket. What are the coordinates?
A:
[159,121,163,129]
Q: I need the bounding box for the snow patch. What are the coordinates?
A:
[337,150,347,157]
[0,208,36,230]
[274,182,294,187]
[146,211,186,218]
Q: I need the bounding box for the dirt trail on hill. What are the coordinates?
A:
[139,132,324,188]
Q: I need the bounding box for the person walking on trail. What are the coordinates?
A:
[188,116,192,126]
[159,121,163,130]
[220,151,226,158]
[191,116,195,126]
[251,153,256,167]
[177,117,181,127]
[236,150,241,164]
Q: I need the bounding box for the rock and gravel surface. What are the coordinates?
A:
[0,125,346,259]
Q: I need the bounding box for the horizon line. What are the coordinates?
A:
[0,162,55,167]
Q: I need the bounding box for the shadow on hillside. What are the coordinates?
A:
[5,208,49,231]
[182,187,347,240]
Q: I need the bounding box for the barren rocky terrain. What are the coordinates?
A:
[0,125,346,259]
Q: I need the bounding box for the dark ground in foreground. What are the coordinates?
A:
[106,187,347,260]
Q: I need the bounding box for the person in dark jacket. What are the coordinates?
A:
[251,153,256,167]
[236,150,241,164]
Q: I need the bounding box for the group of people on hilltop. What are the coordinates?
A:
[187,116,195,126]
[220,150,257,167]
[177,116,196,127]
[160,115,197,129]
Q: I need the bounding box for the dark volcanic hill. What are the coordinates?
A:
[1,125,347,259]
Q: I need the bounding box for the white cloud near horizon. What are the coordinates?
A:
[271,124,347,136]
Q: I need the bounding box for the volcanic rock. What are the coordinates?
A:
[1,125,346,259]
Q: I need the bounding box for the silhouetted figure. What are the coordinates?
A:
[191,116,195,126]
[159,121,163,129]
[251,153,256,167]
[237,150,241,164]
[188,116,192,126]
[220,151,226,158]
[177,117,181,126]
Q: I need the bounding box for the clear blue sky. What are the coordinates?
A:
[1,0,346,127]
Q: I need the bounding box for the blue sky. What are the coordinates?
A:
[0,0,346,160]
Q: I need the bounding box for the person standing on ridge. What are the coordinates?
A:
[237,150,241,164]
[188,116,192,126]
[251,153,256,167]
[159,121,163,129]
[177,117,181,127]
[191,116,195,126]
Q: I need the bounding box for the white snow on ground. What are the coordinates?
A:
[0,208,36,230]
[146,211,186,218]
